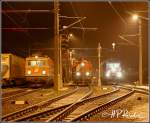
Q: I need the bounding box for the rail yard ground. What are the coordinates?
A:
[1,85,149,122]
[89,93,148,122]
[2,86,73,115]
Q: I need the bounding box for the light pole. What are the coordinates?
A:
[138,18,142,86]
[70,49,75,83]
[112,42,116,51]
[60,33,73,83]
[54,0,63,90]
[69,50,73,82]
[132,14,142,85]
[98,42,102,88]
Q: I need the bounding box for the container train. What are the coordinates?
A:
[1,54,25,86]
[72,59,93,85]
[1,53,54,87]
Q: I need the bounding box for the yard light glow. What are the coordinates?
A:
[35,56,38,59]
[63,26,67,29]
[132,14,139,21]
[69,33,73,37]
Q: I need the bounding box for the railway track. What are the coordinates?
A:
[117,85,149,95]
[11,86,120,122]
[2,89,26,98]
[2,86,89,121]
[71,89,135,122]
[3,86,136,122]
[2,89,41,103]
[48,87,130,122]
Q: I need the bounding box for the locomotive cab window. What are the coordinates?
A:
[28,60,46,66]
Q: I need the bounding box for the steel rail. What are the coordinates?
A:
[71,90,135,121]
[2,87,78,121]
[12,87,120,122]
[2,89,27,98]
[117,85,149,95]
[47,87,120,122]
[13,87,93,122]
[46,87,93,122]
[2,89,41,102]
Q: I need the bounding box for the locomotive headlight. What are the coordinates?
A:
[116,72,122,78]
[85,72,90,76]
[42,70,46,75]
[105,71,110,78]
[27,70,31,75]
[76,72,81,76]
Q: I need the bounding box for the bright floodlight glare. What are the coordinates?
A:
[85,72,90,76]
[116,72,122,78]
[76,72,81,76]
[132,14,139,21]
[35,56,38,59]
[63,26,67,29]
[112,42,115,47]
[69,33,73,37]
[81,62,85,67]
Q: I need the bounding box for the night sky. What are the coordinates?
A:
[2,1,148,82]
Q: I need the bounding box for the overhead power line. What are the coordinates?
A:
[118,35,138,47]
[2,27,49,30]
[108,0,127,25]
[59,16,83,19]
[1,9,53,13]
[70,2,86,42]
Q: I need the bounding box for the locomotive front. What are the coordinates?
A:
[73,60,93,85]
[25,55,54,87]
[105,62,123,82]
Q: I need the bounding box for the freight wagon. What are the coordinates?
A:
[1,53,25,86]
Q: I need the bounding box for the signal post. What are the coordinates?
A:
[98,42,102,88]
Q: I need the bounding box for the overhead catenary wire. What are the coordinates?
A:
[59,16,84,19]
[70,2,85,42]
[5,2,28,22]
[2,9,53,13]
[2,27,49,30]
[21,47,114,51]
[2,3,42,56]
[108,0,127,25]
